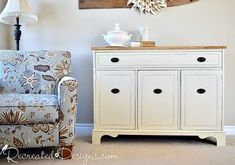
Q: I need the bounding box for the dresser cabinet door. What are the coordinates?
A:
[95,71,135,129]
[138,71,179,130]
[181,70,222,130]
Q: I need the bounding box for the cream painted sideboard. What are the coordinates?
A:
[92,46,226,146]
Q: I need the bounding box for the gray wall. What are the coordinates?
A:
[1,0,235,125]
[0,0,8,49]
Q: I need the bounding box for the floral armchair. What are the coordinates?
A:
[0,50,78,159]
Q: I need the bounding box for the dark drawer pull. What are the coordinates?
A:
[197,88,206,94]
[111,57,119,63]
[153,89,162,94]
[197,57,206,63]
[111,88,120,94]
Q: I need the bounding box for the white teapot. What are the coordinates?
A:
[102,23,132,46]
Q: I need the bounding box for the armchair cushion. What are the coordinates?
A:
[0,94,58,124]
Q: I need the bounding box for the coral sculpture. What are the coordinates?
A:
[127,0,167,15]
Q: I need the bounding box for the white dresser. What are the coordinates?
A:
[92,46,226,146]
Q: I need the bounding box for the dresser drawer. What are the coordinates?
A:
[96,52,222,68]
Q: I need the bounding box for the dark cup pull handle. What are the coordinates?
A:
[111,57,119,63]
[197,88,206,94]
[111,88,120,94]
[153,89,162,94]
[197,57,206,63]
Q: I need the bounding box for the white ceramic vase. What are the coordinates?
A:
[139,26,149,41]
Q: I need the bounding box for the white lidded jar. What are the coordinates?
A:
[102,23,132,46]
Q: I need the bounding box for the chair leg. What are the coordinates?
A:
[60,145,73,160]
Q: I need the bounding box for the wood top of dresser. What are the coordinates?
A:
[92,46,227,51]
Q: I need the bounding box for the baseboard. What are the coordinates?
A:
[224,126,235,135]
[76,123,93,134]
[75,123,235,136]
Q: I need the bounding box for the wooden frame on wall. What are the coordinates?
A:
[79,0,198,9]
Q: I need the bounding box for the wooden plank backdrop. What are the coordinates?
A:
[79,0,198,9]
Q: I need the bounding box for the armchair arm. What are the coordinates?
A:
[58,76,78,147]
[0,78,3,94]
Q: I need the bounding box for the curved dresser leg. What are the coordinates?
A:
[199,133,226,146]
[92,132,103,144]
[215,134,226,146]
[92,131,119,144]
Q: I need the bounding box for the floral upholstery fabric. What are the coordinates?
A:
[0,94,58,106]
[58,77,78,146]
[0,50,72,95]
[0,94,58,124]
[0,50,78,149]
[0,124,59,148]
